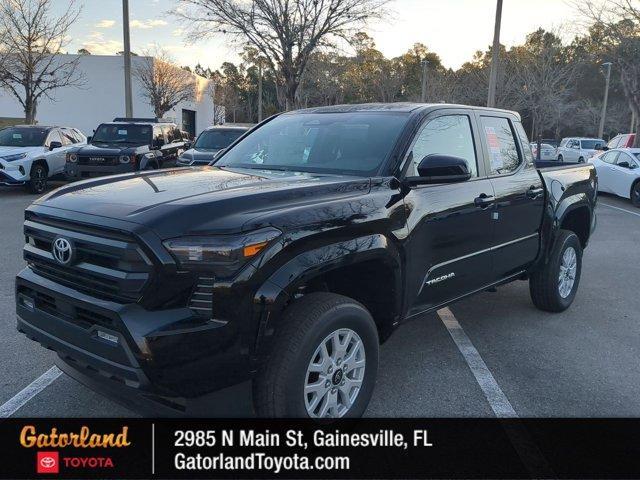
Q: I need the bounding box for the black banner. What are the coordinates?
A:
[2,418,640,479]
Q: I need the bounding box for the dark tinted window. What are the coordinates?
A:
[217,113,408,176]
[0,127,48,147]
[194,130,245,150]
[408,115,478,177]
[92,124,152,144]
[480,116,521,175]
[581,139,605,150]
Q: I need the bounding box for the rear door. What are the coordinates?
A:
[402,109,496,315]
[477,114,545,280]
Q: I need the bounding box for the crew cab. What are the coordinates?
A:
[177,125,249,166]
[65,118,187,180]
[16,104,597,418]
[0,125,86,193]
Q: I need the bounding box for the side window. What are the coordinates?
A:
[408,114,478,178]
[153,127,164,146]
[161,125,173,143]
[60,128,77,145]
[560,139,568,148]
[513,121,534,167]
[46,129,62,147]
[601,151,619,164]
[616,153,636,167]
[480,116,522,175]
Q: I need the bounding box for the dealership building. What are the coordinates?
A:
[0,54,215,137]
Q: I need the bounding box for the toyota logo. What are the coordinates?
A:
[52,237,74,265]
[40,456,56,469]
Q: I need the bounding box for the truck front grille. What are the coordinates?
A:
[78,156,119,165]
[23,213,153,304]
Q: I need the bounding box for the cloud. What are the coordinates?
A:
[130,19,168,29]
[96,19,116,28]
[172,28,184,37]
[80,32,122,55]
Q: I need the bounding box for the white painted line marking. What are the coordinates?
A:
[437,307,517,418]
[599,202,640,218]
[0,366,62,418]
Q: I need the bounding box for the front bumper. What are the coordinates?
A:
[16,267,253,415]
[65,162,135,180]
[0,161,29,184]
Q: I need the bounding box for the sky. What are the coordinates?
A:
[58,0,579,71]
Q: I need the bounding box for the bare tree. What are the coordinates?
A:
[174,0,388,110]
[0,0,83,124]
[134,48,196,118]
[579,0,640,146]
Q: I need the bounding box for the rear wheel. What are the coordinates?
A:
[529,230,582,312]
[26,163,48,194]
[631,181,640,207]
[253,292,379,418]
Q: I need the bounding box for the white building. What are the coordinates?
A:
[0,54,215,137]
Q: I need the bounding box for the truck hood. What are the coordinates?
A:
[34,166,371,237]
[0,146,44,159]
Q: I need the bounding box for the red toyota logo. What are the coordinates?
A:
[37,452,59,474]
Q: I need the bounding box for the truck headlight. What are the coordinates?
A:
[163,227,281,274]
[67,153,78,163]
[1,152,27,162]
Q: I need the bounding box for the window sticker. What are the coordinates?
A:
[117,129,128,135]
[12,133,22,139]
[484,126,504,171]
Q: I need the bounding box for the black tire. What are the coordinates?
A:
[557,154,564,162]
[253,292,379,418]
[578,156,585,163]
[143,163,157,171]
[529,230,582,312]
[631,181,640,207]
[26,163,48,194]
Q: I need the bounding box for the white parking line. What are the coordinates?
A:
[437,307,517,418]
[0,366,62,418]
[599,202,640,218]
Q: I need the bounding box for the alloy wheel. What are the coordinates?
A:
[558,246,577,298]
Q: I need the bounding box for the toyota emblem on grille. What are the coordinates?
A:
[52,237,74,265]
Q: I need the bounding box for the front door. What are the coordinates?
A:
[402,111,496,315]
[477,115,545,279]
[610,151,640,198]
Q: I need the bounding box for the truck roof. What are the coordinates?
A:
[291,102,520,118]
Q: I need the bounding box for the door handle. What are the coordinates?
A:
[474,193,495,209]
[526,186,545,199]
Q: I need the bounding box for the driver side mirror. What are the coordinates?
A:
[406,154,472,186]
[49,141,62,151]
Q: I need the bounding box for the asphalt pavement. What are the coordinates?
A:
[1,182,638,418]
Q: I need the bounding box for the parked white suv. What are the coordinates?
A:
[556,137,605,163]
[0,125,86,193]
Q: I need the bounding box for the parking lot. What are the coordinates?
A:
[1,184,639,418]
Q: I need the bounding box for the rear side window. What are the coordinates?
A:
[480,116,522,175]
[409,115,478,178]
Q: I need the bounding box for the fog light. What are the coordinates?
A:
[19,294,35,312]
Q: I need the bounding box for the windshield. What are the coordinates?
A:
[92,124,151,144]
[0,127,47,147]
[195,129,245,150]
[581,140,604,150]
[215,112,408,176]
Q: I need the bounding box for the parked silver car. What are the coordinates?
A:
[556,137,605,163]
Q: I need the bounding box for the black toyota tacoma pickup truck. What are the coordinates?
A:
[65,118,187,180]
[16,104,597,418]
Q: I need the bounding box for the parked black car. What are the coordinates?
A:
[65,118,187,180]
[176,125,249,166]
[16,103,597,418]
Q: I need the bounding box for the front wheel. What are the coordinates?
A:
[529,230,582,312]
[26,163,48,194]
[578,156,585,163]
[631,182,640,207]
[557,154,564,162]
[253,293,379,418]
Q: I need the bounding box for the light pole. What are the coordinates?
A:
[598,62,612,139]
[420,59,428,103]
[122,0,133,118]
[258,63,263,122]
[487,0,503,108]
